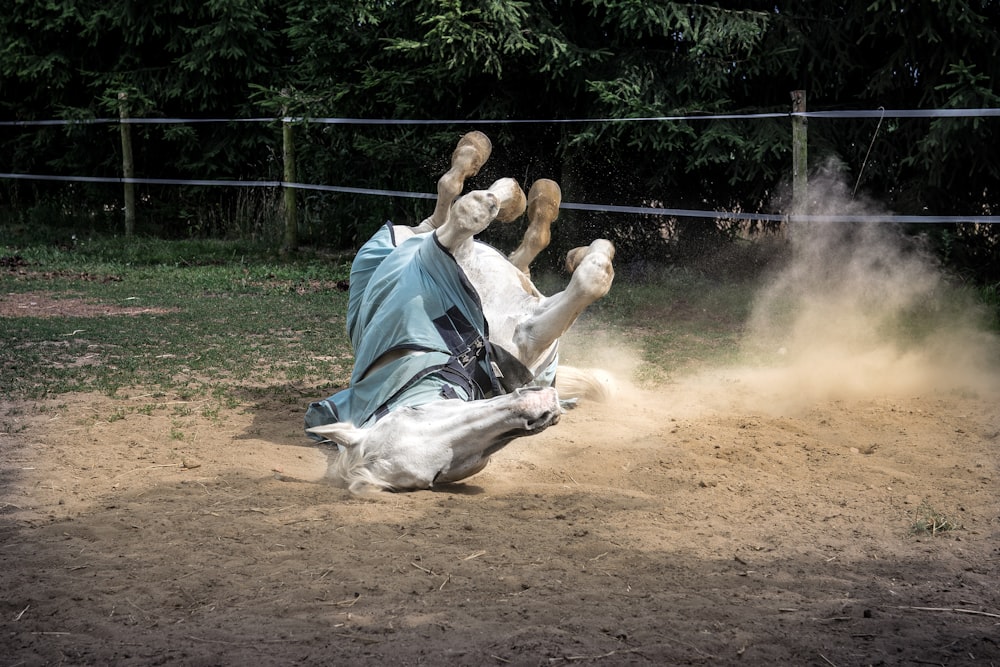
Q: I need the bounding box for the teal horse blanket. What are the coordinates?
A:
[306,223,530,435]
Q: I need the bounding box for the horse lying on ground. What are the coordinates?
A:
[305,131,615,493]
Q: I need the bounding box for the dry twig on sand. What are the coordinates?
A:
[897,605,1000,619]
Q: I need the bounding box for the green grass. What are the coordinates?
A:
[910,503,962,537]
[3,239,756,403]
[541,266,758,383]
[976,281,1000,331]
[4,236,997,404]
[2,237,355,401]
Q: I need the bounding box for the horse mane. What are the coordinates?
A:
[326,440,397,494]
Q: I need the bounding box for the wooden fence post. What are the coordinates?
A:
[281,96,298,254]
[790,90,808,215]
[118,92,136,238]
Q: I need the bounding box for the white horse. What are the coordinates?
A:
[305,131,615,493]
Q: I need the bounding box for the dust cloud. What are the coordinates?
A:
[731,164,999,412]
[568,163,1000,418]
[709,165,999,415]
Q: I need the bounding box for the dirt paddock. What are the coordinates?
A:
[2,351,998,666]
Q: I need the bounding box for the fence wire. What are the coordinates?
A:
[2,109,999,224]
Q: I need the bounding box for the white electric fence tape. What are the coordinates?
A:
[2,109,999,223]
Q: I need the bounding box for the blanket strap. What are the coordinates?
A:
[487,343,537,393]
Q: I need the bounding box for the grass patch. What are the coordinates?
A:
[975,281,1000,331]
[4,236,997,403]
[540,265,758,383]
[910,504,963,537]
[2,239,355,401]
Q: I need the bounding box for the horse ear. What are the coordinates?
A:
[306,423,366,449]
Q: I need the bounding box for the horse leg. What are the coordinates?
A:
[435,178,526,257]
[508,179,560,276]
[513,239,615,366]
[415,131,493,232]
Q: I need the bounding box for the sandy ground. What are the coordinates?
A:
[2,354,998,665]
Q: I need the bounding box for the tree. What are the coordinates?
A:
[1,0,285,236]
[777,0,1000,279]
[2,1,998,278]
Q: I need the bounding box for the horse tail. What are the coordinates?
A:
[554,365,617,402]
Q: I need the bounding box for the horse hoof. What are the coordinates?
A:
[451,131,493,178]
[565,239,614,273]
[565,246,587,272]
[527,179,561,226]
[489,178,527,223]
